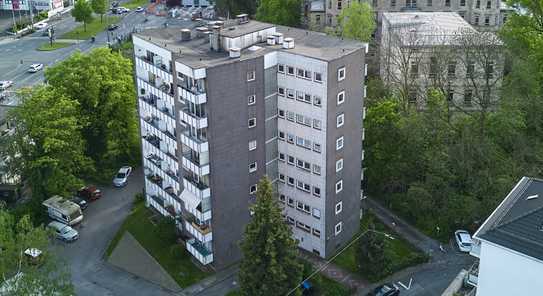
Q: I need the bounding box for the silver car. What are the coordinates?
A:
[0,80,13,90]
[28,64,44,73]
[113,166,132,187]
[48,221,79,242]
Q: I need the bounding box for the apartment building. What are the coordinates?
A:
[470,177,543,296]
[132,16,367,269]
[380,12,503,109]
[306,0,511,31]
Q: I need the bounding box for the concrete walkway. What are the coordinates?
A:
[108,232,181,292]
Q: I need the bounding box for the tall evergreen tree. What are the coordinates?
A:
[239,177,302,296]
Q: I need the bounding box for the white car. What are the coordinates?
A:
[113,166,132,187]
[48,221,79,242]
[28,63,44,73]
[117,7,129,13]
[33,22,48,30]
[135,6,144,12]
[455,230,473,252]
[0,81,13,90]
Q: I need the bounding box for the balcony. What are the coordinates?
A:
[142,116,176,141]
[179,107,208,129]
[182,175,210,200]
[140,96,157,108]
[180,130,209,153]
[178,86,207,104]
[147,174,163,187]
[185,220,212,243]
[182,152,210,177]
[136,56,172,82]
[143,134,161,149]
[186,238,213,265]
[138,78,174,100]
[159,105,176,120]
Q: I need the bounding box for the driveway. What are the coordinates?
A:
[52,169,175,296]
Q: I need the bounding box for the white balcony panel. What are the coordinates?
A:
[137,78,174,101]
[185,221,213,243]
[141,137,178,168]
[180,133,209,153]
[179,110,208,129]
[186,239,213,265]
[178,87,207,104]
[182,177,210,200]
[136,57,173,84]
[182,156,210,176]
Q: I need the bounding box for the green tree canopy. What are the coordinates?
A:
[72,0,94,32]
[356,221,391,280]
[45,48,140,178]
[90,0,107,23]
[256,0,301,27]
[337,1,376,42]
[239,177,302,296]
[216,0,256,18]
[0,210,73,295]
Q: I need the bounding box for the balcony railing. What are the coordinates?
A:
[137,55,171,73]
[140,96,157,108]
[183,173,209,191]
[147,174,163,187]
[143,134,161,149]
[159,106,175,120]
[186,238,213,265]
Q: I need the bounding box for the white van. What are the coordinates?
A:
[42,196,83,226]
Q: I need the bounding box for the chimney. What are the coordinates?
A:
[210,25,221,51]
[282,37,294,49]
[236,13,249,24]
[181,29,191,41]
[273,32,283,45]
[229,47,241,58]
[266,36,276,45]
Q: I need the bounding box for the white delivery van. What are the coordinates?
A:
[42,196,83,226]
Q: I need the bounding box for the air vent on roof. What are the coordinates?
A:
[273,32,284,45]
[237,13,249,24]
[181,29,191,41]
[266,36,276,45]
[229,47,241,58]
[196,26,209,38]
[526,194,539,200]
[282,37,294,49]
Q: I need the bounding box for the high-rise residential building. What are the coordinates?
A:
[132,15,367,269]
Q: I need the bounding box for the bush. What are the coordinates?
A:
[134,192,145,204]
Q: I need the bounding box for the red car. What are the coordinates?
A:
[77,185,102,201]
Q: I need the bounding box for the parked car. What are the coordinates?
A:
[70,196,88,210]
[135,6,144,12]
[108,24,119,31]
[113,166,132,187]
[367,283,400,296]
[455,230,473,252]
[0,81,13,90]
[28,63,44,73]
[48,221,79,242]
[77,185,102,201]
[116,7,129,14]
[33,22,48,30]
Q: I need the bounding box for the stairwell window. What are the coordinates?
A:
[335,201,343,214]
[248,95,256,105]
[249,162,257,173]
[247,71,255,81]
[278,64,285,73]
[335,180,343,194]
[314,72,323,83]
[249,140,257,151]
[248,118,256,128]
[335,222,342,235]
[336,159,343,172]
[336,136,344,150]
[249,184,257,194]
[336,113,345,128]
[338,67,346,81]
[337,91,345,105]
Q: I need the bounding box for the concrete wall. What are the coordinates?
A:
[205,56,267,269]
[476,241,543,296]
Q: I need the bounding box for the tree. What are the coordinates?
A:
[256,0,301,27]
[356,221,390,280]
[216,0,256,17]
[239,177,302,296]
[337,2,375,42]
[45,48,140,178]
[2,86,92,202]
[90,0,107,23]
[72,0,93,32]
[0,209,74,295]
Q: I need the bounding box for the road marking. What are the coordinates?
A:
[398,278,413,290]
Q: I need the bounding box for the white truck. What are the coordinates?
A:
[42,196,83,226]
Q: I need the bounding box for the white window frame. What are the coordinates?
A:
[337,91,345,105]
[249,140,257,151]
[338,67,346,81]
[335,180,343,194]
[248,94,256,105]
[248,117,256,128]
[314,72,323,83]
[336,136,344,150]
[335,222,342,235]
[336,113,344,128]
[336,159,343,172]
[247,71,256,81]
[249,162,257,173]
[313,96,322,107]
[313,164,321,175]
[335,201,343,214]
[312,208,321,219]
[249,184,257,194]
[278,64,285,73]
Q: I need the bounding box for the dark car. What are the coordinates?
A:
[111,1,119,7]
[70,196,88,210]
[77,185,102,201]
[108,24,119,31]
[367,283,400,296]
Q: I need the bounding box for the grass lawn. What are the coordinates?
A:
[124,0,149,9]
[106,197,209,287]
[332,212,429,282]
[61,16,121,40]
[37,41,72,51]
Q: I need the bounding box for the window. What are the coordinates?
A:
[278,64,285,73]
[287,216,295,224]
[410,61,418,78]
[296,159,304,168]
[335,180,343,193]
[337,67,346,81]
[296,136,304,147]
[336,159,343,172]
[248,118,256,128]
[297,68,304,77]
[337,91,345,105]
[391,0,396,7]
[288,155,295,165]
[249,140,257,151]
[336,113,345,128]
[445,0,450,7]
[303,183,311,192]
[313,143,322,153]
[314,72,322,82]
[406,0,416,8]
[249,162,257,173]
[335,201,343,214]
[248,95,256,105]
[484,15,490,26]
[427,0,432,6]
[337,0,342,9]
[464,89,473,106]
[279,152,286,161]
[279,194,286,203]
[313,164,321,175]
[313,119,322,130]
[313,96,322,107]
[287,133,295,144]
[296,200,304,210]
[460,0,465,5]
[313,186,321,197]
[279,131,285,141]
[279,173,286,182]
[304,94,312,104]
[278,87,285,96]
[486,61,494,79]
[296,91,304,102]
[287,66,295,75]
[296,114,304,124]
[247,71,255,81]
[336,136,344,150]
[486,0,491,8]
[286,89,295,99]
[474,15,480,25]
[287,197,295,207]
[447,89,454,101]
[286,111,295,122]
[278,109,285,118]
[467,60,475,78]
[288,177,295,186]
[312,208,321,219]
[313,229,321,237]
[304,70,312,79]
[335,222,342,235]
[249,184,257,194]
[447,61,456,77]
[429,57,438,78]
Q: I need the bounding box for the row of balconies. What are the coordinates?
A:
[136,56,173,83]
[142,134,178,164]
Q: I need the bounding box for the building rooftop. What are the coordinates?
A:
[134,19,366,68]
[475,177,543,262]
[382,12,477,46]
